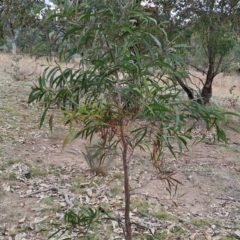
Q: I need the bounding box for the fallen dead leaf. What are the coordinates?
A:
[2,182,11,192]
[204,232,212,240]
[189,233,197,240]
[32,215,49,224]
[18,215,26,224]
[234,230,240,239]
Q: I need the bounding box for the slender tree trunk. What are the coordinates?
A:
[11,40,17,54]
[200,49,215,105]
[120,124,132,240]
[175,73,214,105]
[11,30,19,55]
[0,24,4,40]
[200,77,213,105]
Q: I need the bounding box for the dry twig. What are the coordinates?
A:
[216,196,240,202]
[22,186,74,209]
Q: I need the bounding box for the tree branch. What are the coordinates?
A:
[188,64,207,76]
[214,55,223,77]
[188,71,205,86]
[175,76,194,100]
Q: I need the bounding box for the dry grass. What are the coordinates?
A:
[1,52,239,112]
[1,52,240,239]
[0,53,48,77]
[0,53,79,82]
[1,52,239,93]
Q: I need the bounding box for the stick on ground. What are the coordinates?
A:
[22,186,74,209]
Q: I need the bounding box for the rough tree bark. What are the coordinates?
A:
[11,40,17,54]
[120,124,132,240]
[200,75,213,105]
[177,47,219,105]
[199,47,216,105]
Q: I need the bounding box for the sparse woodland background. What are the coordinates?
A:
[1,1,240,240]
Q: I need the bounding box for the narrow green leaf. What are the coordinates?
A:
[216,126,227,143]
[134,128,147,147]
[177,137,183,154]
[40,107,49,129]
[49,113,54,132]
[62,129,75,148]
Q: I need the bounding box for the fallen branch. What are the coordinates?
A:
[101,216,161,240]
[22,186,74,209]
[131,221,160,240]
[216,197,240,202]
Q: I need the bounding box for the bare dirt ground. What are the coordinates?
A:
[1,53,240,240]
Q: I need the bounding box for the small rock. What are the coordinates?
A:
[105,191,113,197]
[56,212,64,219]
[60,202,67,207]
[187,175,192,180]
[14,232,27,240]
[211,224,216,230]
[86,188,93,197]
[31,207,43,212]
[21,165,31,179]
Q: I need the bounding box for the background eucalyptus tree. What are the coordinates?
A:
[0,0,43,53]
[0,0,65,55]
[142,0,240,104]
[28,0,237,239]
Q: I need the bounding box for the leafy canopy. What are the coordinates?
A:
[28,0,234,159]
